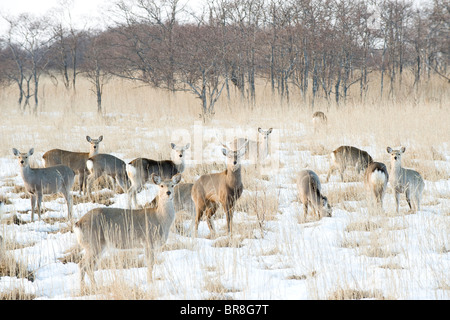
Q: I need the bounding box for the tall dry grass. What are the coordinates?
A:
[0,71,448,299]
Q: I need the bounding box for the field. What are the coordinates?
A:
[0,75,449,300]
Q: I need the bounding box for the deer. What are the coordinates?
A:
[74,173,182,287]
[85,153,130,200]
[312,111,327,133]
[364,162,389,211]
[297,169,332,218]
[191,142,247,238]
[231,128,273,166]
[12,148,75,222]
[126,143,190,208]
[326,145,373,182]
[42,136,103,195]
[387,147,424,214]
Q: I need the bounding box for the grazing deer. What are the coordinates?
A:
[43,136,103,195]
[85,153,130,199]
[127,143,190,208]
[364,162,389,211]
[191,142,247,237]
[326,145,373,182]
[74,173,182,286]
[387,147,424,214]
[13,148,75,222]
[231,128,273,165]
[297,169,332,218]
[312,111,327,133]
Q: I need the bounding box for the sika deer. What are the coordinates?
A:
[387,147,424,214]
[364,162,389,211]
[297,169,332,218]
[312,111,327,133]
[191,142,247,237]
[74,173,182,286]
[232,128,273,165]
[127,143,190,208]
[43,136,103,195]
[85,153,130,199]
[13,148,75,222]
[326,145,373,182]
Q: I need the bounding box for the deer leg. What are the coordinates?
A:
[78,173,85,196]
[326,165,335,182]
[79,247,102,288]
[394,191,400,214]
[205,204,218,237]
[62,189,73,220]
[405,189,413,212]
[36,193,43,221]
[144,246,155,283]
[223,200,234,236]
[303,201,309,217]
[30,194,37,222]
[194,202,205,238]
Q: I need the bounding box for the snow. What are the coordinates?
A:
[0,121,449,301]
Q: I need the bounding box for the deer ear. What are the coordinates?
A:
[400,146,406,153]
[267,128,273,134]
[221,148,228,157]
[151,173,161,185]
[98,135,103,142]
[86,136,92,142]
[12,148,19,156]
[387,147,392,153]
[28,148,34,156]
[184,143,190,150]
[171,143,176,150]
[172,173,182,184]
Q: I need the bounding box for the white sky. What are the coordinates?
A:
[0,0,109,34]
[0,0,432,37]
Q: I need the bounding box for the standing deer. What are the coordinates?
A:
[85,153,130,199]
[364,162,389,211]
[231,128,273,165]
[127,143,190,208]
[13,148,75,222]
[191,142,247,237]
[43,136,103,195]
[74,173,182,286]
[326,145,373,182]
[297,169,332,218]
[387,147,424,214]
[312,111,327,133]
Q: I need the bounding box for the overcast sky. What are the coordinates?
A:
[0,0,433,37]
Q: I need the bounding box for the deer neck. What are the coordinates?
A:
[155,198,175,230]
[226,167,242,188]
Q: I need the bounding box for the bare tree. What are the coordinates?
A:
[2,13,53,113]
[81,31,113,114]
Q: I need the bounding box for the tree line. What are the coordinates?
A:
[0,0,448,120]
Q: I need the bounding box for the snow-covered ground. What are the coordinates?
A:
[0,118,449,300]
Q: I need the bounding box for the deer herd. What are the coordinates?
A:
[9,114,426,286]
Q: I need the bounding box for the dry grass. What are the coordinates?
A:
[0,71,448,300]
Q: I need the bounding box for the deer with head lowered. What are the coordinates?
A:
[85,153,130,200]
[74,173,182,286]
[43,136,103,195]
[13,148,75,222]
[191,142,247,238]
[126,143,190,208]
[297,169,332,218]
[387,147,424,214]
[326,145,373,182]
